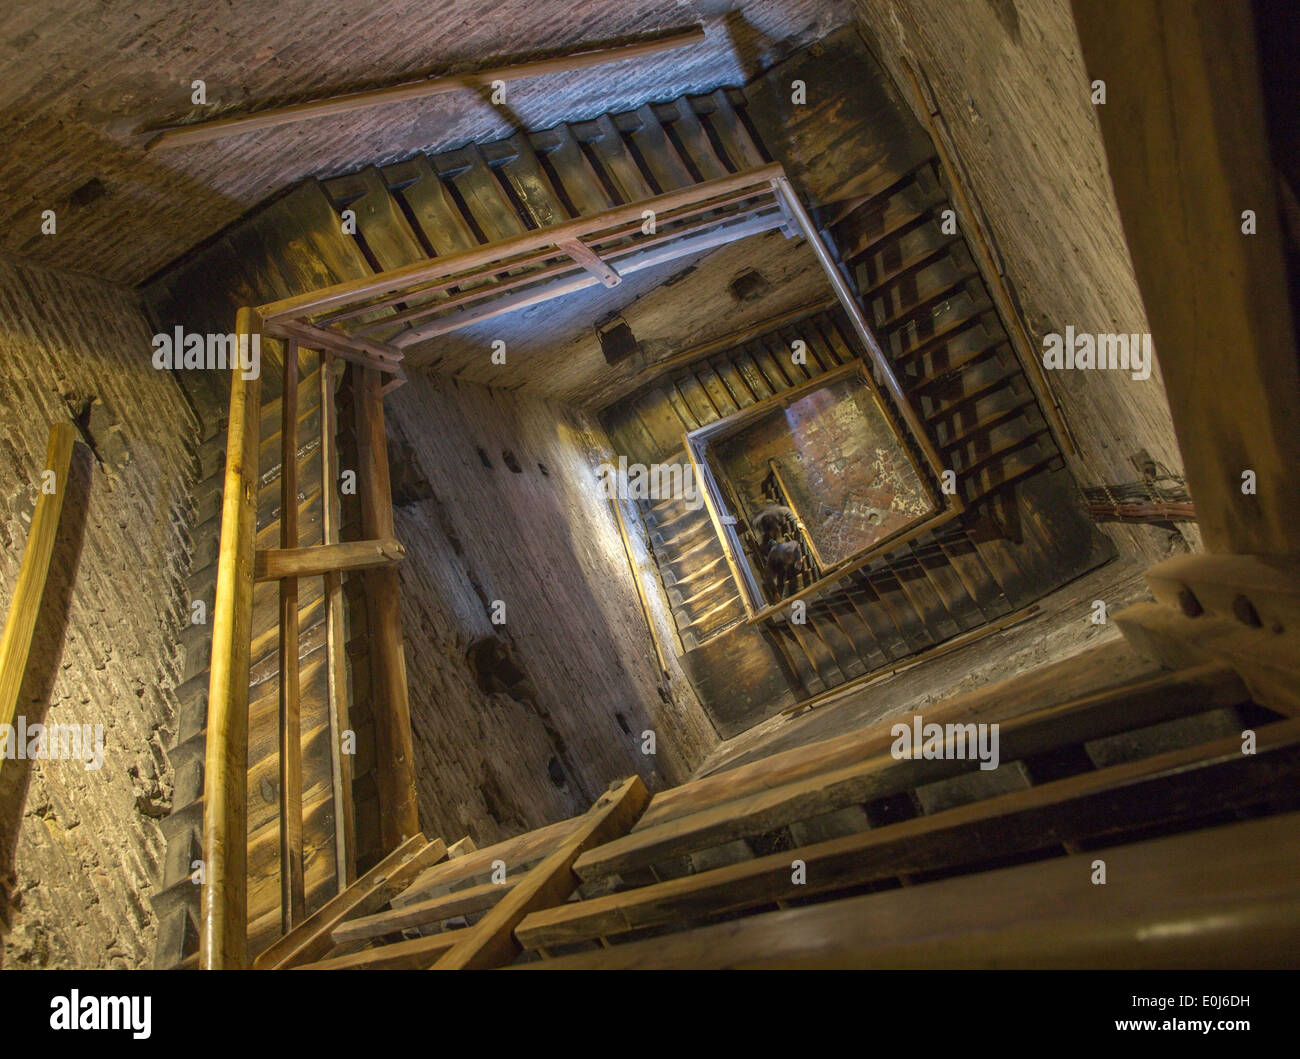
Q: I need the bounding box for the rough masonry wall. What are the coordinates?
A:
[0,255,201,968]
[384,371,715,847]
[851,0,1200,564]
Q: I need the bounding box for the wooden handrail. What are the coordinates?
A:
[0,422,77,785]
[199,307,263,970]
[144,26,707,151]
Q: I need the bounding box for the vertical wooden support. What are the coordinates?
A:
[353,365,419,848]
[1071,0,1300,553]
[0,422,77,785]
[278,339,306,929]
[200,307,263,970]
[320,353,356,888]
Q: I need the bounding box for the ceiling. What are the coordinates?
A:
[0,0,851,285]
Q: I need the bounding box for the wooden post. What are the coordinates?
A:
[200,307,263,969]
[0,422,77,786]
[353,365,420,848]
[278,339,306,929]
[1071,0,1300,553]
[320,354,357,889]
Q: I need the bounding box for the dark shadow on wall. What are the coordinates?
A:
[0,440,93,958]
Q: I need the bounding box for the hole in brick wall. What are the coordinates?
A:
[536,462,550,477]
[466,634,536,703]
[729,267,771,303]
[501,450,522,473]
[475,447,493,469]
[387,435,433,507]
[614,711,631,735]
[596,314,639,365]
[546,755,566,788]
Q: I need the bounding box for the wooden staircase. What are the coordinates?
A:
[145,88,775,968]
[247,649,1299,968]
[601,292,1111,722]
[819,157,1059,508]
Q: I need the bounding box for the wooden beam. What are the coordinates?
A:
[253,835,446,968]
[278,339,306,930]
[1116,553,1300,716]
[354,366,420,848]
[331,878,515,945]
[269,319,404,375]
[392,814,583,908]
[145,26,707,150]
[319,354,356,889]
[297,930,460,970]
[0,422,76,788]
[559,238,621,287]
[572,662,1250,882]
[523,812,1300,969]
[433,776,649,969]
[518,719,1300,950]
[255,537,407,581]
[1071,0,1300,553]
[200,306,263,970]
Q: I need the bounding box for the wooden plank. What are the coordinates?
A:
[200,307,263,969]
[319,372,354,893]
[354,366,420,848]
[519,719,1300,949]
[393,814,584,907]
[332,878,515,945]
[575,662,1250,881]
[298,930,460,970]
[433,776,649,969]
[146,25,708,149]
[526,812,1300,969]
[0,422,76,787]
[256,537,407,581]
[253,834,446,968]
[278,339,306,930]
[1072,0,1300,552]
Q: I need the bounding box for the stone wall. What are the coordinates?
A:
[384,371,716,848]
[851,0,1200,565]
[0,255,202,968]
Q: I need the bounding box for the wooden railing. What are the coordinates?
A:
[0,422,77,788]
[199,310,415,967]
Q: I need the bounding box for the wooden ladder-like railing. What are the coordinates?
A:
[201,308,417,968]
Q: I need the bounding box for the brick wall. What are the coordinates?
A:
[0,255,203,968]
[384,372,716,847]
